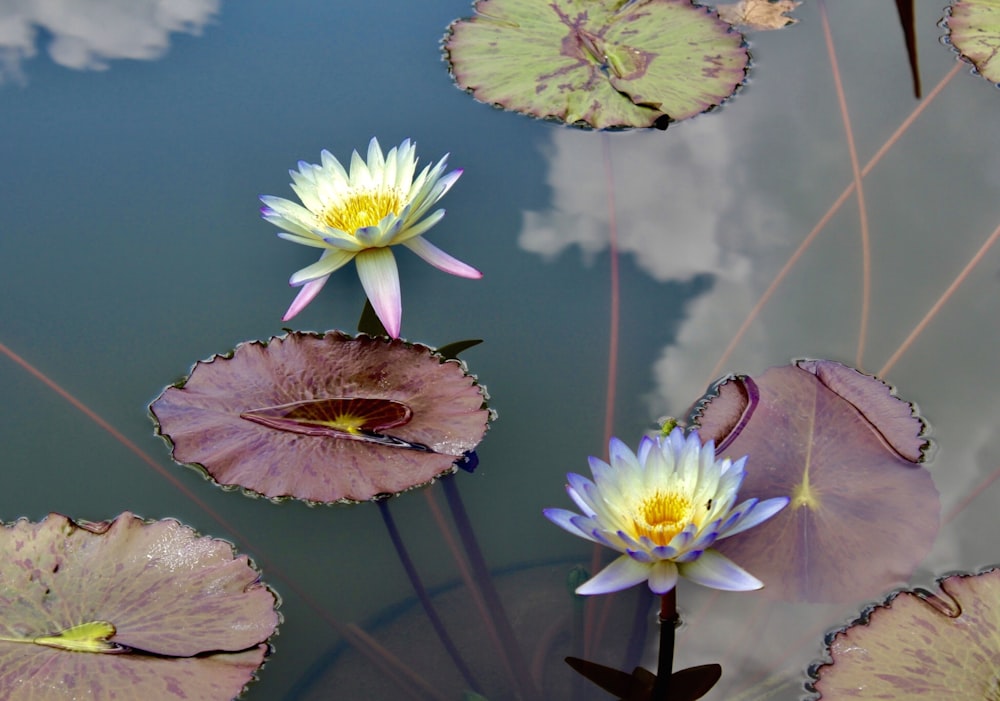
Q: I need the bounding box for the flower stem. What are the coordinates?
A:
[442,474,543,701]
[377,499,484,694]
[652,589,678,701]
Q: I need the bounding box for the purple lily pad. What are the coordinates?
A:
[0,512,279,701]
[692,359,937,603]
[810,566,1000,699]
[150,331,493,504]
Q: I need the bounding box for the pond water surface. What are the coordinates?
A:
[2,1,999,699]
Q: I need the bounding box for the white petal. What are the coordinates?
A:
[576,555,651,595]
[355,223,391,247]
[543,508,599,543]
[609,437,640,472]
[289,172,323,211]
[282,277,328,321]
[720,496,789,539]
[320,149,349,182]
[626,548,655,563]
[320,230,365,251]
[408,169,462,221]
[382,145,399,189]
[366,137,385,173]
[355,248,402,338]
[349,148,372,186]
[636,435,656,466]
[260,196,321,235]
[686,524,721,552]
[647,560,679,594]
[678,549,763,591]
[392,208,447,243]
[401,236,482,279]
[586,456,618,493]
[395,140,418,189]
[289,249,355,286]
[276,232,330,249]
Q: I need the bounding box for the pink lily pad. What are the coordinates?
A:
[0,512,279,701]
[810,566,1000,699]
[150,331,493,504]
[692,359,937,603]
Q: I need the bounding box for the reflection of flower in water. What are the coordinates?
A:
[544,427,788,595]
[260,137,482,337]
[150,331,492,504]
[0,0,220,84]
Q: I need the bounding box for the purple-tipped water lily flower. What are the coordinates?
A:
[545,427,789,596]
[260,137,482,337]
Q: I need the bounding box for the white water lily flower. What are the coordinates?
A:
[260,138,481,337]
[545,427,789,596]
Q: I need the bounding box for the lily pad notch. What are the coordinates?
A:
[0,512,280,701]
[150,331,494,504]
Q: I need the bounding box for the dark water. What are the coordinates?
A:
[1,1,999,699]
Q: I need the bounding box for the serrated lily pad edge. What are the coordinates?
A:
[149,330,496,506]
[440,0,753,130]
[0,511,282,699]
[941,0,1000,86]
[803,563,1000,697]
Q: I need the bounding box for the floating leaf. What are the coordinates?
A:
[436,338,484,360]
[944,0,1000,85]
[0,512,279,701]
[151,331,493,504]
[692,360,937,603]
[717,0,800,30]
[809,567,1000,699]
[566,657,721,700]
[443,0,749,129]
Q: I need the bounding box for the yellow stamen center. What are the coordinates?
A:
[631,490,694,547]
[324,412,368,435]
[322,189,403,234]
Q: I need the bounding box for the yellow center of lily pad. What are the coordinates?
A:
[791,471,821,510]
[632,490,694,547]
[323,189,402,234]
[241,397,413,441]
[0,621,122,653]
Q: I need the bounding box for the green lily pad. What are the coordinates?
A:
[945,0,1000,85]
[810,566,1000,699]
[443,0,749,129]
[0,512,280,700]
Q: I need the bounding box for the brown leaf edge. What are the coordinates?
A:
[5,511,282,699]
[685,359,933,463]
[149,330,496,506]
[802,565,996,698]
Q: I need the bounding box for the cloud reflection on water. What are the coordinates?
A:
[516,121,795,416]
[0,0,219,84]
[515,45,1000,693]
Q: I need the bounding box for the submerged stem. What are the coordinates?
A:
[442,475,543,701]
[377,499,483,694]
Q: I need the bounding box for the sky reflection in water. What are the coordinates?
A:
[1,0,1000,698]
